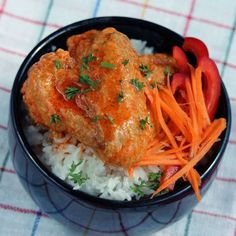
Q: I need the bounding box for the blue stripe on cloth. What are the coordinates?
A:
[31,211,42,236]
[184,213,192,236]
[37,0,54,42]
[92,0,101,17]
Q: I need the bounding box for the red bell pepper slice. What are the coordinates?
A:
[198,57,221,120]
[183,37,209,65]
[171,73,187,95]
[173,46,189,73]
[160,166,180,191]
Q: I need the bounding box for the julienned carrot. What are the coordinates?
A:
[132,159,184,167]
[152,118,226,199]
[185,78,199,158]
[129,64,226,201]
[160,99,192,142]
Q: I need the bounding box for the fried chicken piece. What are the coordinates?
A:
[66,27,155,166]
[139,53,177,87]
[22,28,156,168]
[21,49,100,149]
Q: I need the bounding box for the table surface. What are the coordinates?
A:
[0,0,235,235]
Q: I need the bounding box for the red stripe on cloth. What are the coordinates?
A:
[229,140,236,145]
[3,11,62,29]
[0,124,7,130]
[194,16,236,31]
[118,0,188,18]
[0,46,26,57]
[0,167,15,174]
[216,176,236,183]
[214,58,236,70]
[0,0,7,12]
[183,0,196,36]
[0,85,11,93]
[116,0,236,32]
[0,203,48,217]
[193,209,236,222]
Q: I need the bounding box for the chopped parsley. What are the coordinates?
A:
[91,115,102,122]
[140,116,152,130]
[101,61,115,69]
[67,161,89,186]
[69,160,83,173]
[50,114,61,124]
[117,91,124,103]
[131,172,162,196]
[64,87,80,99]
[64,87,91,99]
[164,66,173,77]
[148,172,162,182]
[122,59,129,66]
[81,54,97,71]
[91,115,114,124]
[130,78,145,91]
[79,73,97,88]
[55,59,62,69]
[131,180,146,197]
[106,115,114,124]
[139,64,152,79]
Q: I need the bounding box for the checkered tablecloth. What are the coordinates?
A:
[0,0,235,235]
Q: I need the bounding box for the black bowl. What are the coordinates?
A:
[8,17,231,234]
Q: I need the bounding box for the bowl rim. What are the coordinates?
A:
[10,16,232,208]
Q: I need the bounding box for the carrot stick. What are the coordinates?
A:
[152,118,226,197]
[160,99,192,142]
[132,159,183,167]
[185,78,199,158]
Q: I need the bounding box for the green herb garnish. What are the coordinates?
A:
[101,61,115,69]
[67,161,89,186]
[69,160,83,173]
[91,115,114,124]
[122,59,129,66]
[148,172,162,182]
[64,87,80,99]
[164,66,173,77]
[55,59,62,69]
[81,54,97,71]
[91,115,102,122]
[64,87,92,99]
[117,91,124,103]
[148,172,162,190]
[107,115,114,124]
[131,180,146,197]
[131,172,162,196]
[139,64,152,79]
[130,78,145,91]
[79,73,97,88]
[50,114,61,124]
[140,116,152,130]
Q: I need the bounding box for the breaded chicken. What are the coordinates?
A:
[67,28,155,166]
[21,49,101,149]
[22,28,156,167]
[139,53,177,87]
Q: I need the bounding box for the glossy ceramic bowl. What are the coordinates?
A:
[8,17,231,235]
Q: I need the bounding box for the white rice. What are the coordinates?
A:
[25,40,163,201]
[26,125,161,201]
